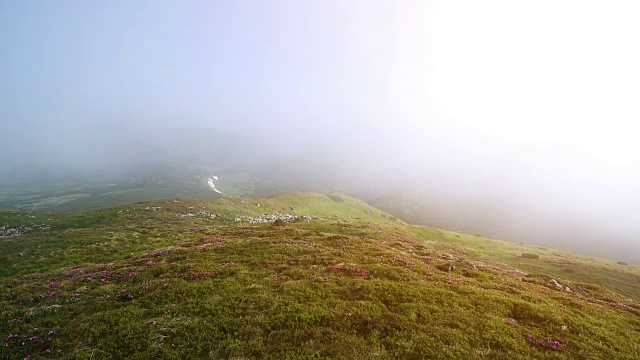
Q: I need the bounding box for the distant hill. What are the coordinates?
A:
[0,166,297,213]
[1,193,638,359]
[370,188,640,265]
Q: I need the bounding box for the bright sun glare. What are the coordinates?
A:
[425,0,640,171]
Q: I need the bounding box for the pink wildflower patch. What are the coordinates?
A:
[332,265,348,272]
[527,334,566,351]
[355,268,373,279]
[122,271,138,280]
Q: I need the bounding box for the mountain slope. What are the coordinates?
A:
[370,188,640,264]
[1,193,639,359]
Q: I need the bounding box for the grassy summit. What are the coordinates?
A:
[1,193,639,359]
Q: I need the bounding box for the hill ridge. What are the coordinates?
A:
[1,193,639,359]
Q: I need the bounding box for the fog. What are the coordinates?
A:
[2,1,639,262]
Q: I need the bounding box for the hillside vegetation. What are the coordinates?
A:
[1,193,639,359]
[370,189,640,265]
[0,168,291,213]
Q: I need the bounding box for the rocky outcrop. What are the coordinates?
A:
[0,223,50,238]
[234,213,312,224]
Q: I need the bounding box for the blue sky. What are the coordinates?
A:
[1,1,421,136]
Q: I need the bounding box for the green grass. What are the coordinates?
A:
[1,193,639,359]
[408,226,640,302]
[0,170,289,213]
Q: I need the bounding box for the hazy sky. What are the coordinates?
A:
[1,1,639,255]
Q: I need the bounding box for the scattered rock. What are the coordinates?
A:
[462,260,477,271]
[505,318,520,326]
[0,226,23,238]
[575,286,589,297]
[178,211,219,219]
[0,223,51,238]
[436,263,455,272]
[440,253,456,261]
[548,279,563,290]
[233,213,312,224]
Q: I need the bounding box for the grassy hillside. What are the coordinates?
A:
[370,189,640,265]
[0,169,291,213]
[1,193,639,359]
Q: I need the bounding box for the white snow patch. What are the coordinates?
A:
[207,176,222,194]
